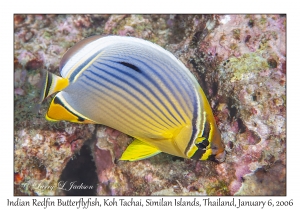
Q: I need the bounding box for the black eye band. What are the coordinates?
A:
[190,138,209,160]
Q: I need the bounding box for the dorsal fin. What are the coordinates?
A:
[59,35,103,74]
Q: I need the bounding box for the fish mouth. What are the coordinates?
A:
[214,150,226,162]
[207,150,226,163]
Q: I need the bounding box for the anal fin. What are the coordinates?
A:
[120,138,161,161]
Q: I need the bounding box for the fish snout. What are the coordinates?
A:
[214,149,226,162]
[210,130,226,162]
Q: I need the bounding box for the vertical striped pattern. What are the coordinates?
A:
[44,36,227,160]
[46,36,230,160]
[59,36,202,156]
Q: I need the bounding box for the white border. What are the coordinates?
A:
[3,0,298,209]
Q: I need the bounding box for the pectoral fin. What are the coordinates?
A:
[120,138,161,161]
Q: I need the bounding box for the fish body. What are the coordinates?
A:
[41,35,225,162]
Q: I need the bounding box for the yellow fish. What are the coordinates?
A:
[40,35,225,162]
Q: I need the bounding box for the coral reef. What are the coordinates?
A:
[14,14,286,195]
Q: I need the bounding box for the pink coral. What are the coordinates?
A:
[14,87,25,95]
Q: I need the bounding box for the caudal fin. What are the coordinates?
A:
[38,70,69,104]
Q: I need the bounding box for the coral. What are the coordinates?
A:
[14,124,93,195]
[14,14,285,196]
[236,161,286,195]
[93,126,131,195]
[209,14,286,195]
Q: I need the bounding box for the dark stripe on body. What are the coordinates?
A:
[78,75,169,135]
[83,67,174,129]
[109,57,188,124]
[64,41,195,118]
[188,121,211,159]
[190,138,209,160]
[188,105,200,155]
[91,61,182,127]
[63,41,199,139]
[101,60,185,124]
[202,121,211,140]
[68,52,102,82]
[118,62,142,73]
[117,54,201,155]
[108,53,195,114]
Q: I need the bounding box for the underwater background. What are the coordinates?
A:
[14,14,286,195]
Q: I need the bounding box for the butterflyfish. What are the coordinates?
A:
[39,35,226,162]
